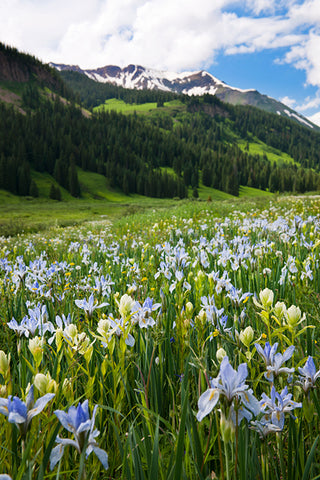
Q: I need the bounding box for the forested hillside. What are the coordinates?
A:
[1,43,320,200]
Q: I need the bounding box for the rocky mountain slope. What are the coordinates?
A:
[51,62,316,130]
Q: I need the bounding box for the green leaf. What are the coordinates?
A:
[302,435,319,480]
[148,416,160,480]
[36,422,61,480]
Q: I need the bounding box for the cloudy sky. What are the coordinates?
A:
[1,0,320,124]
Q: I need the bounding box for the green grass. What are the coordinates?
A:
[195,184,234,201]
[0,167,274,237]
[32,171,73,201]
[93,99,157,114]
[93,98,185,115]
[0,80,25,96]
[239,185,272,197]
[238,138,298,165]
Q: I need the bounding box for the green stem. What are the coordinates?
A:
[267,314,272,345]
[216,410,225,480]
[224,440,230,480]
[235,408,238,478]
[145,343,156,406]
[201,416,213,473]
[262,441,268,480]
[277,432,285,480]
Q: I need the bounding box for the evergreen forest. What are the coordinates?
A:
[1,42,320,200]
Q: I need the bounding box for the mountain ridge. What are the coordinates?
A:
[50,62,317,130]
[1,41,320,203]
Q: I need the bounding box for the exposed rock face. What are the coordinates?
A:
[0,50,31,82]
[0,44,62,90]
[51,62,317,129]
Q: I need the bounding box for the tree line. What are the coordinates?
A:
[1,60,320,200]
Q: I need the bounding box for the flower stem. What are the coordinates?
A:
[216,410,225,480]
[224,441,230,480]
[235,408,238,478]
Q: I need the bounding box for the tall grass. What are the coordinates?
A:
[0,195,319,478]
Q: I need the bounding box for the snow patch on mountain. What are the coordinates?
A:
[50,62,319,130]
[284,109,314,129]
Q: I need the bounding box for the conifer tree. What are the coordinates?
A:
[68,162,80,197]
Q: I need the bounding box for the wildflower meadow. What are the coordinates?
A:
[0,196,320,479]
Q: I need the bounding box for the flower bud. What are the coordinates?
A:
[199,308,206,321]
[127,285,137,295]
[259,288,274,309]
[196,270,206,282]
[273,301,287,321]
[185,301,193,316]
[62,378,73,401]
[239,326,254,348]
[216,347,227,363]
[65,324,78,341]
[0,385,7,396]
[285,305,304,328]
[29,336,45,368]
[0,351,10,379]
[97,319,111,338]
[55,328,63,351]
[119,294,134,319]
[34,372,58,395]
[220,413,235,443]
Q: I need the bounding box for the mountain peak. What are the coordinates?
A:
[50,61,317,130]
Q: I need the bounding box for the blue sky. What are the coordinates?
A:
[1,0,320,124]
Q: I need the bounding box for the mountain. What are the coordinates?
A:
[0,43,75,113]
[0,44,69,91]
[50,62,317,130]
[1,42,320,203]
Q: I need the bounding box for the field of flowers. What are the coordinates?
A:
[0,196,320,479]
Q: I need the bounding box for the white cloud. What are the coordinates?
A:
[280,96,297,109]
[0,0,310,70]
[296,92,320,111]
[308,111,320,127]
[0,0,320,121]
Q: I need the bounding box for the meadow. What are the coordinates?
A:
[0,194,320,479]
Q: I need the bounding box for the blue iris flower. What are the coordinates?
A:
[75,294,109,318]
[0,385,54,438]
[255,342,295,382]
[297,356,320,392]
[197,356,259,423]
[50,400,108,471]
[260,385,302,430]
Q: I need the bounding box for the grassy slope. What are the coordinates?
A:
[95,98,299,167]
[93,98,185,115]
[0,96,274,236]
[0,166,272,236]
[238,138,297,166]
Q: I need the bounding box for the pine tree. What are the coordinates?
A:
[18,161,31,196]
[29,180,39,197]
[49,184,61,201]
[68,162,80,197]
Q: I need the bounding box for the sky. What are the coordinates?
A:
[1,0,320,125]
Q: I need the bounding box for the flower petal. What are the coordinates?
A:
[92,445,109,470]
[54,409,76,434]
[50,443,65,470]
[28,393,55,423]
[196,388,219,422]
[0,398,9,417]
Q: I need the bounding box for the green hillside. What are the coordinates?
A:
[0,41,320,207]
